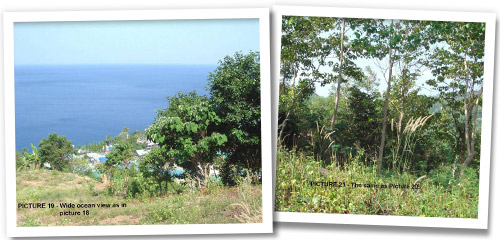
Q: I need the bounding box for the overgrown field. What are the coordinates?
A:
[275,150,479,218]
[17,169,262,226]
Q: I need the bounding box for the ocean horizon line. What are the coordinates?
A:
[15,62,212,151]
[15,63,219,67]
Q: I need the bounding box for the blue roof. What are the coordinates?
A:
[170,169,185,176]
[99,157,108,163]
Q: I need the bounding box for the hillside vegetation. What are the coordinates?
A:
[17,169,261,226]
[276,17,484,217]
[276,150,478,218]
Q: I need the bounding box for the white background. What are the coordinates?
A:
[1,0,499,239]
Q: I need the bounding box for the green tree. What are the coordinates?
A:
[105,135,112,145]
[207,52,261,179]
[17,144,41,170]
[146,92,227,187]
[360,19,412,173]
[27,144,41,169]
[139,146,173,194]
[324,18,367,135]
[426,21,485,175]
[106,141,134,166]
[374,19,396,173]
[278,16,329,142]
[122,127,130,140]
[114,127,130,142]
[97,141,134,194]
[38,133,75,171]
[346,86,380,158]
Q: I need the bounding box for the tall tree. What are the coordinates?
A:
[207,52,261,176]
[376,19,395,173]
[426,21,485,175]
[387,20,430,166]
[326,18,365,134]
[365,19,426,173]
[278,16,330,142]
[146,92,227,187]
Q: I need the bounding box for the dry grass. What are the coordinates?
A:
[16,169,262,226]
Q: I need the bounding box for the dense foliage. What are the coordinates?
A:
[208,51,261,184]
[38,133,75,171]
[276,17,485,218]
[139,147,172,194]
[146,92,227,187]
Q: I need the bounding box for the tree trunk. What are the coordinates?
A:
[458,52,474,177]
[460,86,483,176]
[377,21,394,173]
[463,55,472,167]
[397,86,406,145]
[278,68,318,141]
[158,179,163,194]
[329,18,346,133]
[278,69,298,141]
[194,161,209,188]
[397,55,409,147]
[164,175,169,192]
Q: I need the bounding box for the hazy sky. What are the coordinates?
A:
[14,19,259,65]
[314,58,435,97]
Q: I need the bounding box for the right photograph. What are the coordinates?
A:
[273,6,495,229]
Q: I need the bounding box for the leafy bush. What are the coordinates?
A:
[38,133,75,171]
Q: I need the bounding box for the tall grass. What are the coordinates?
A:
[230,170,262,223]
[391,115,433,172]
[275,149,479,218]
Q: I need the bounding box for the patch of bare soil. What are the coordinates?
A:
[21,180,44,187]
[98,215,141,225]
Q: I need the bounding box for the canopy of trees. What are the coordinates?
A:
[276,16,487,218]
[278,16,485,176]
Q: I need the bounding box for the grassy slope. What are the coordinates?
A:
[275,150,479,218]
[17,169,262,226]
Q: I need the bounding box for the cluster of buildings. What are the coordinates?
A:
[71,139,228,181]
[77,139,160,167]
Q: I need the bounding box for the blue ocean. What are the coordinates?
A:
[15,64,216,150]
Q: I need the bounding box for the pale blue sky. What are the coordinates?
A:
[14,19,259,65]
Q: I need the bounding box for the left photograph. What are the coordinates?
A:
[4,9,272,237]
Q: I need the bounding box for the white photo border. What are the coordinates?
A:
[4,8,272,237]
[272,5,495,229]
